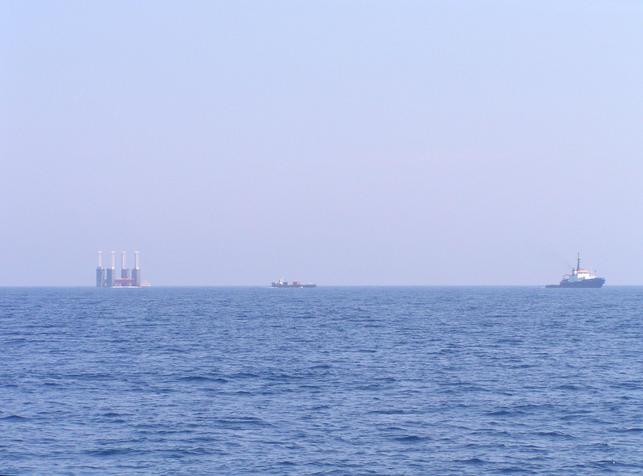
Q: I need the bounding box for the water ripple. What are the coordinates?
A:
[2,286,643,474]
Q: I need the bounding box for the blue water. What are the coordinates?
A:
[2,287,643,474]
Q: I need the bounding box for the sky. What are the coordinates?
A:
[1,0,642,286]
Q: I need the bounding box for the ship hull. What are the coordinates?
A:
[546,278,605,288]
[271,282,317,288]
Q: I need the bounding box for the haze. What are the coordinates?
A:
[2,1,642,286]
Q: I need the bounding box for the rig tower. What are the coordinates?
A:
[105,251,115,287]
[96,251,105,287]
[132,251,141,287]
[120,251,130,279]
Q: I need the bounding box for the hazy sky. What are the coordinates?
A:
[2,1,642,285]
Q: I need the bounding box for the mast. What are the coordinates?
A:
[577,252,581,272]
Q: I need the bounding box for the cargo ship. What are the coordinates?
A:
[271,279,317,288]
[546,254,605,288]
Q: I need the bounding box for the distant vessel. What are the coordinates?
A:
[272,279,317,288]
[546,253,605,288]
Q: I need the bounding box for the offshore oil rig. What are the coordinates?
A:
[95,251,144,288]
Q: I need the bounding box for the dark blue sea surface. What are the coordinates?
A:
[1,287,643,474]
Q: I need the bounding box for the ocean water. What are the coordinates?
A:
[1,286,643,475]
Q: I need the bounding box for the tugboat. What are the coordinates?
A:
[271,279,317,288]
[546,253,605,288]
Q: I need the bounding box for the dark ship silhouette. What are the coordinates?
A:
[546,253,605,288]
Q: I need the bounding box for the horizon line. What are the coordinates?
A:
[0,284,639,288]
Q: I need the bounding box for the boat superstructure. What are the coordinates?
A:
[546,253,605,288]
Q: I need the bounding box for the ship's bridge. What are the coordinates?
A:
[570,268,596,281]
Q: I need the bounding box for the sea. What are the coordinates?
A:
[1,286,643,475]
